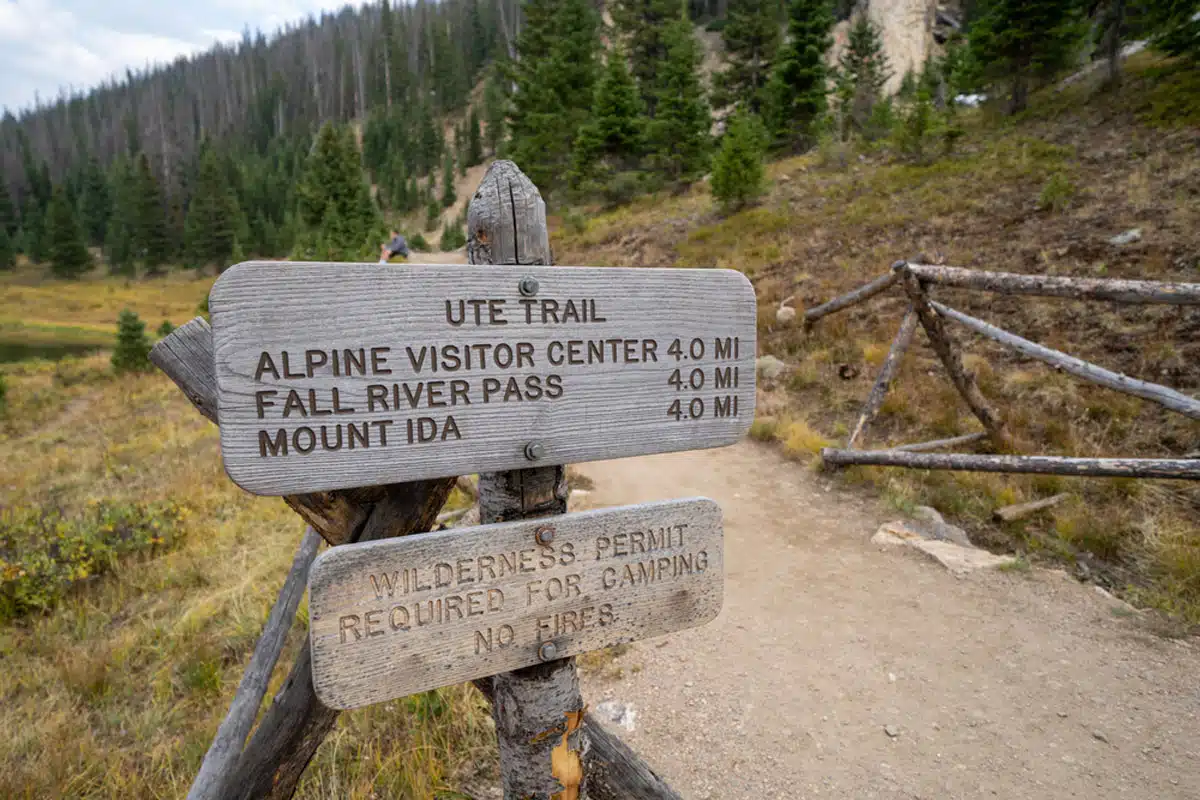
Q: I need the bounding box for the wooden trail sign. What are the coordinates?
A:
[308,497,722,710]
[210,262,756,495]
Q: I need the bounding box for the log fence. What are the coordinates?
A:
[809,261,1200,481]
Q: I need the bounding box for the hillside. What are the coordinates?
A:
[1,3,1199,797]
[553,54,1200,623]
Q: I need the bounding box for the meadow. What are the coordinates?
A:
[0,269,496,798]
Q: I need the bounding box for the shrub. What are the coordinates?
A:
[892,89,935,162]
[711,110,769,212]
[0,373,7,414]
[1038,172,1077,213]
[408,232,431,252]
[0,501,188,621]
[111,309,152,373]
[439,223,467,251]
[599,171,648,208]
[156,320,176,338]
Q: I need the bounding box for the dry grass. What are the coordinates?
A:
[553,55,1200,623]
[1,283,495,795]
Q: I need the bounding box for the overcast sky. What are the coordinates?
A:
[0,0,370,114]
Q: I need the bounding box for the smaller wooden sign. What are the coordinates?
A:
[308,498,723,710]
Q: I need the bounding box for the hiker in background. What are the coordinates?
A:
[379,230,409,263]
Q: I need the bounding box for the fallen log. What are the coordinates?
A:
[821,448,1200,479]
[846,306,918,449]
[993,493,1069,522]
[891,432,988,452]
[804,270,899,325]
[903,263,1200,305]
[930,301,1200,420]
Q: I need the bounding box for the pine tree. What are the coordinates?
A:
[77,157,111,246]
[570,50,646,188]
[765,0,834,149]
[507,0,602,190]
[716,0,784,114]
[105,159,136,276]
[133,154,171,272]
[833,14,892,138]
[185,146,241,268]
[482,72,508,154]
[46,186,93,279]
[295,122,381,261]
[111,309,152,373]
[0,227,14,270]
[968,0,1085,114]
[21,206,48,264]
[425,198,441,231]
[441,150,457,208]
[612,0,681,114]
[466,109,484,166]
[0,182,15,239]
[646,13,712,183]
[711,110,769,211]
[1144,0,1200,61]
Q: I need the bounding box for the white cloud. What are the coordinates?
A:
[0,0,369,112]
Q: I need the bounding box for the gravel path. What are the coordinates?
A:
[577,442,1200,799]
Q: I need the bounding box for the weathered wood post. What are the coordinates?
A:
[845,306,918,449]
[895,261,1011,450]
[466,160,589,798]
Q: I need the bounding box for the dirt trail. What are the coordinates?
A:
[576,443,1200,799]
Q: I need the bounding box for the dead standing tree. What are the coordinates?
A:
[153,161,682,799]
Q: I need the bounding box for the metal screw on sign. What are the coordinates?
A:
[534,525,556,546]
[538,641,558,662]
[518,276,539,296]
[524,441,545,461]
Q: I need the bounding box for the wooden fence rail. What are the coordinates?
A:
[803,270,899,325]
[930,301,1200,420]
[800,260,1199,482]
[821,449,1200,479]
[903,263,1200,305]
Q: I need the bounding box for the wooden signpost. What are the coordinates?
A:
[210,262,756,495]
[309,498,722,709]
[161,161,755,800]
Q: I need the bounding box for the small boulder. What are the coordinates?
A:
[775,306,797,325]
[912,506,944,525]
[756,355,788,382]
[595,701,638,732]
[1109,228,1142,246]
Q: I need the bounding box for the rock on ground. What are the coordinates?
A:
[755,355,788,382]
